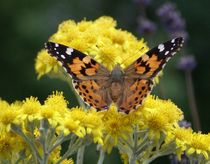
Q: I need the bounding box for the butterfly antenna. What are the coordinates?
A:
[120,46,147,67]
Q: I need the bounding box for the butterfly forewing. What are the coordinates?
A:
[45,42,109,80]
[125,37,184,79]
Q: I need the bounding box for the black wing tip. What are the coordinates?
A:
[174,37,184,46]
[44,42,54,51]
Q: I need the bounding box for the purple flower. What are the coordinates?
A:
[178,120,191,128]
[177,56,197,71]
[156,2,188,40]
[169,153,190,164]
[137,17,156,34]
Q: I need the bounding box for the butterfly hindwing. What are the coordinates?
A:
[125,37,184,79]
[72,79,110,110]
[119,79,153,113]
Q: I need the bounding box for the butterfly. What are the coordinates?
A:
[45,37,184,114]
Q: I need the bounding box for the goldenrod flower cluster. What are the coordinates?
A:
[1,93,210,163]
[35,16,149,77]
[1,16,209,163]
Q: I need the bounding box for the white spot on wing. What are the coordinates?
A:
[162,63,166,68]
[165,51,169,56]
[171,52,176,56]
[55,43,59,47]
[166,57,171,62]
[61,55,66,59]
[56,52,59,54]
[158,44,165,52]
[171,39,175,43]
[66,48,73,55]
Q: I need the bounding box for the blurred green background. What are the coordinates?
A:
[0,0,210,163]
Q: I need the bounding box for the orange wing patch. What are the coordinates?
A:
[68,56,100,79]
[73,79,109,110]
[119,79,153,114]
[135,54,162,77]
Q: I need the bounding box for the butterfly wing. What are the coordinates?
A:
[119,79,153,114]
[125,37,184,79]
[45,42,111,110]
[45,42,109,80]
[119,37,184,113]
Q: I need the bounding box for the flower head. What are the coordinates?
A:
[137,17,156,35]
[187,132,210,160]
[101,106,133,153]
[35,49,60,79]
[0,100,21,131]
[0,131,25,159]
[141,96,183,139]
[19,96,42,122]
[157,2,188,39]
[35,16,149,76]
[177,55,197,71]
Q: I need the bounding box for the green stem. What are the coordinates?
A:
[48,134,72,154]
[185,71,201,131]
[11,124,41,163]
[128,126,139,164]
[40,120,49,164]
[97,146,105,164]
[129,154,136,164]
[76,145,86,164]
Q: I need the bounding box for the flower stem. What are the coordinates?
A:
[11,124,41,163]
[40,120,49,164]
[129,154,136,164]
[76,145,86,164]
[97,145,105,164]
[185,71,201,131]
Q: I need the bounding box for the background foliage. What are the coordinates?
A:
[0,0,210,163]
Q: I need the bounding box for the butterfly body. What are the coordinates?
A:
[45,37,184,114]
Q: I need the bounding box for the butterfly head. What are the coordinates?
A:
[110,64,124,82]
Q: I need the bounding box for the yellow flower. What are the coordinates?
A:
[44,91,69,117]
[57,111,85,138]
[35,49,60,79]
[40,91,70,126]
[40,106,61,127]
[101,106,133,153]
[0,100,21,131]
[64,107,104,144]
[19,96,42,122]
[167,127,193,159]
[187,132,210,160]
[0,131,25,159]
[35,16,149,77]
[49,146,74,164]
[84,109,104,145]
[61,159,74,164]
[140,96,183,139]
[120,153,129,164]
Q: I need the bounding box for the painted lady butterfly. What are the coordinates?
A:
[45,37,184,114]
